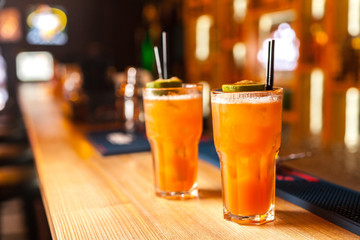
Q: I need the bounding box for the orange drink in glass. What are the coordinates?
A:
[211,88,283,224]
[143,84,203,199]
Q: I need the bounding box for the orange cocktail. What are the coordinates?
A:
[143,84,203,199]
[211,88,283,224]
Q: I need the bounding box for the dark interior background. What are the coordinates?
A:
[1,0,172,98]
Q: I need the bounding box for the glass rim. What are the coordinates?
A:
[143,83,203,91]
[211,87,283,94]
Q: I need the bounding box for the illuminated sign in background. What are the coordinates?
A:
[257,23,300,72]
[26,4,68,45]
[16,51,54,82]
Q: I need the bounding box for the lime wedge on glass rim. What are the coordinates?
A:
[222,80,265,92]
[146,77,182,88]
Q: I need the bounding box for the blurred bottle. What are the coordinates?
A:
[141,31,154,73]
[115,67,152,132]
[62,64,88,122]
[51,61,67,100]
[135,3,162,75]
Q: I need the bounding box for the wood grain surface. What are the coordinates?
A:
[18,83,359,239]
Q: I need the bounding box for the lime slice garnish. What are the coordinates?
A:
[146,77,182,88]
[222,80,265,92]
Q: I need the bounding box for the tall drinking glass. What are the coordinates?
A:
[143,84,203,199]
[211,88,283,224]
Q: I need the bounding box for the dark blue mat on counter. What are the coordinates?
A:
[276,167,360,236]
[87,131,359,236]
[87,130,150,156]
[198,139,220,168]
[87,130,218,161]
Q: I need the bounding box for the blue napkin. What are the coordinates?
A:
[87,130,150,156]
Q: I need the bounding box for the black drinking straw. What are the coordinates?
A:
[162,32,168,79]
[266,39,275,90]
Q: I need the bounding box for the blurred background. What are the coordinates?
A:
[0,0,359,239]
[0,0,358,146]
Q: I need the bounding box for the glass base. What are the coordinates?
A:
[155,185,198,200]
[223,204,275,225]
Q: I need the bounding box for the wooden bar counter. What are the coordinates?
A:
[18,83,359,239]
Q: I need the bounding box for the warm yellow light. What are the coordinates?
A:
[351,37,360,49]
[196,15,213,61]
[259,16,272,34]
[312,0,326,20]
[233,42,246,67]
[27,5,67,32]
[348,0,360,36]
[199,81,210,118]
[310,68,324,135]
[345,87,360,152]
[258,10,296,38]
[315,31,328,45]
[0,8,22,42]
[233,0,247,23]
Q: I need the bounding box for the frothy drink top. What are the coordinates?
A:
[211,92,281,104]
[144,93,202,101]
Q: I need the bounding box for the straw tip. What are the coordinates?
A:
[266,39,275,90]
[268,39,275,48]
